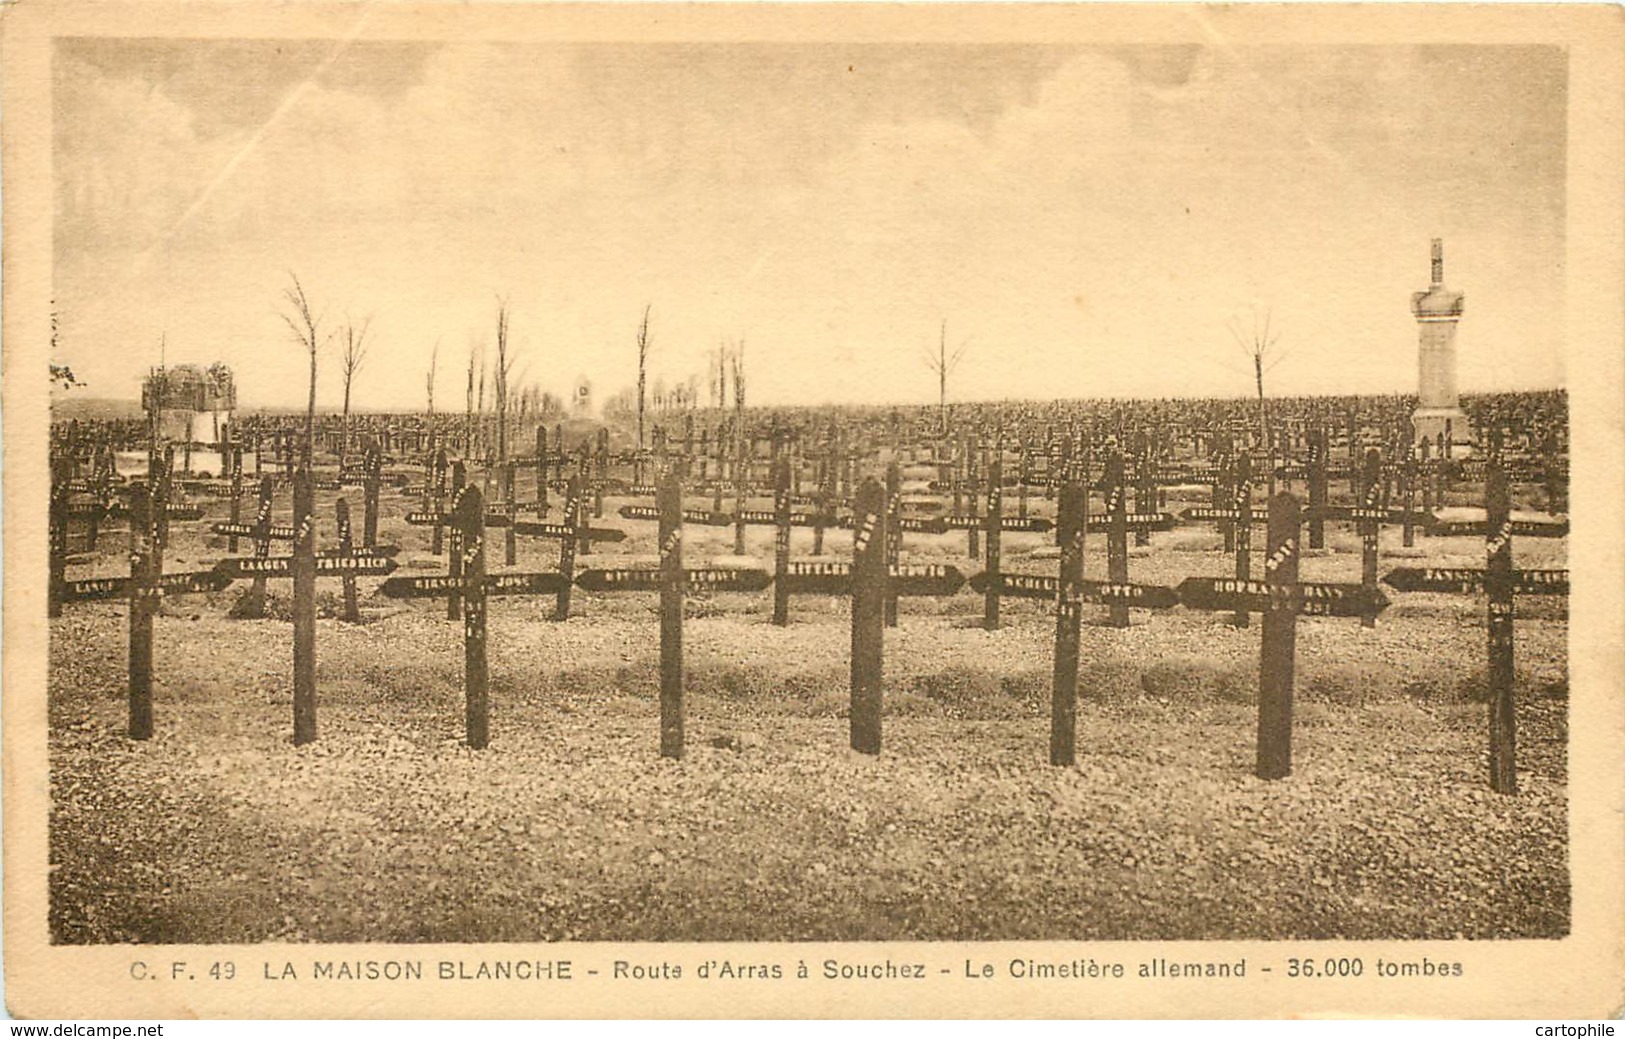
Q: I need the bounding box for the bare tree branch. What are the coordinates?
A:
[337,314,373,467]
[279,271,330,469]
[922,318,972,428]
[426,338,441,416]
[636,304,652,455]
[1228,306,1292,441]
[494,297,514,462]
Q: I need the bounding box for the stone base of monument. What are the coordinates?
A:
[1412,406,1474,455]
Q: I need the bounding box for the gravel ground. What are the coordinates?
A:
[48,480,1568,944]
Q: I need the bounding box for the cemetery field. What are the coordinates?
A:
[47,489,1569,944]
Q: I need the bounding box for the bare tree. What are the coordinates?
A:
[506,358,533,445]
[1228,307,1295,438]
[337,315,373,470]
[712,344,729,411]
[730,340,746,412]
[279,272,329,469]
[920,318,970,430]
[517,383,537,429]
[635,304,652,454]
[426,338,440,417]
[465,344,478,455]
[493,298,516,463]
[477,357,488,457]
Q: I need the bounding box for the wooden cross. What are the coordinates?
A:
[1176,492,1390,780]
[1050,483,1085,765]
[1381,457,1569,794]
[658,475,684,758]
[884,461,902,628]
[983,456,1002,630]
[451,484,488,749]
[292,468,317,746]
[850,477,886,755]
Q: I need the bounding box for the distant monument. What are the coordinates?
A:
[142,363,236,446]
[572,374,594,416]
[1410,238,1470,451]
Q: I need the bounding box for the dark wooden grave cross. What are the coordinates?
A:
[335,498,360,624]
[1050,483,1085,766]
[1359,448,1381,629]
[555,475,583,621]
[573,478,772,757]
[710,423,727,514]
[1402,445,1419,548]
[451,485,489,749]
[75,440,118,553]
[1299,427,1331,550]
[1346,407,1361,498]
[502,462,518,566]
[1045,429,1064,500]
[1212,433,1235,554]
[211,543,399,601]
[1105,451,1131,629]
[127,484,158,739]
[213,471,308,598]
[884,461,902,628]
[850,477,886,756]
[1232,453,1254,629]
[732,432,750,556]
[1382,458,1568,794]
[813,434,836,556]
[363,443,382,549]
[966,434,982,560]
[949,432,967,524]
[1176,492,1391,780]
[594,428,610,520]
[773,457,792,627]
[983,456,1002,630]
[1417,437,1441,515]
[426,446,449,557]
[534,426,550,514]
[227,447,245,553]
[1133,432,1156,549]
[446,461,467,620]
[49,457,70,619]
[1263,426,1278,500]
[658,475,684,758]
[292,469,317,746]
[154,447,175,552]
[1426,509,1569,540]
[1541,427,1567,514]
[1017,437,1032,521]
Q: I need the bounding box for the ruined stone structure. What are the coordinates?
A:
[142,363,237,446]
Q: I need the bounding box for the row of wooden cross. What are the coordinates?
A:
[51,423,1563,793]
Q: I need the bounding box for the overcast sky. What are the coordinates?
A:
[53,41,1566,410]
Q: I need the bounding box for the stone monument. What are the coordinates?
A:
[1410,238,1470,451]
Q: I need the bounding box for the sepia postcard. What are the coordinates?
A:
[4,1,1623,1020]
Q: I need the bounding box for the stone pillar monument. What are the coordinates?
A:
[1410,238,1469,450]
[571,374,594,417]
